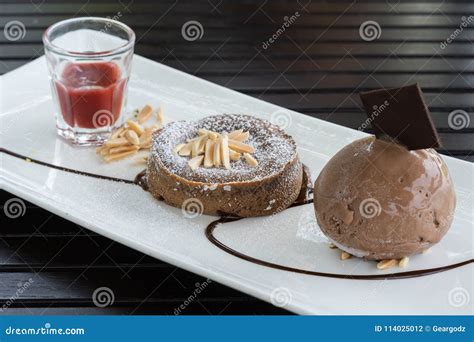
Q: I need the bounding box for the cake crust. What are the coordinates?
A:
[147,114,303,217]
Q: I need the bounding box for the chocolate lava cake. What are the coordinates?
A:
[146,114,303,217]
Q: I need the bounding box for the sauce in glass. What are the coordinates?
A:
[55,62,126,129]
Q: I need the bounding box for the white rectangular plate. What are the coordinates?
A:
[1,55,473,315]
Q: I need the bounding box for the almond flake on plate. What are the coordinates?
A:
[97,105,165,163]
[125,130,140,146]
[137,104,153,124]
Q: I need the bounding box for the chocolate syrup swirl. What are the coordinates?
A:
[3,148,472,280]
[203,165,473,280]
[205,216,473,280]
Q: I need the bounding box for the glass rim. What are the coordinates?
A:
[43,17,135,57]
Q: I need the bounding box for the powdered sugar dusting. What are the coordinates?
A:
[150,114,297,183]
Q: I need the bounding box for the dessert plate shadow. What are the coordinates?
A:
[1,55,473,315]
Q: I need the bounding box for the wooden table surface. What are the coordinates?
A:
[1,0,473,315]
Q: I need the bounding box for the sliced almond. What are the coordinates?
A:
[398,256,409,268]
[142,126,155,138]
[173,143,186,154]
[233,131,250,142]
[188,155,204,170]
[127,120,144,136]
[198,135,208,152]
[198,128,208,136]
[149,123,161,131]
[109,145,140,154]
[192,135,207,157]
[124,130,140,146]
[139,132,152,146]
[221,135,231,169]
[340,252,352,260]
[105,137,129,148]
[104,149,138,163]
[156,106,164,125]
[139,139,152,149]
[377,259,398,270]
[204,139,214,168]
[208,131,219,141]
[111,126,126,139]
[329,243,337,249]
[228,129,243,139]
[243,153,258,167]
[213,138,222,167]
[178,143,192,156]
[96,145,108,154]
[134,155,148,165]
[137,105,153,124]
[229,149,240,160]
[228,140,255,153]
[97,145,111,156]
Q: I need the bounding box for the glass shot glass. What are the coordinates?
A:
[43,17,135,146]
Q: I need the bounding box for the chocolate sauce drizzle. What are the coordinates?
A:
[203,165,473,280]
[1,148,134,184]
[205,216,473,280]
[3,148,472,280]
[134,169,149,191]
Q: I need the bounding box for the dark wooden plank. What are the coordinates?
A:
[0,268,286,315]
[0,269,245,301]
[0,236,163,268]
[1,2,473,15]
[210,73,474,91]
[1,307,140,315]
[3,58,474,76]
[257,92,474,110]
[2,42,473,60]
[1,14,471,29]
[2,27,473,44]
[1,302,289,315]
[304,111,474,131]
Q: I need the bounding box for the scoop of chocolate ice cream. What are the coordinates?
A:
[314,136,456,260]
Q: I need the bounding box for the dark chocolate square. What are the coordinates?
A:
[359,83,441,150]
